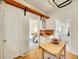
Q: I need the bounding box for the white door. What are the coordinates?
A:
[0,1,4,59]
[3,3,20,59]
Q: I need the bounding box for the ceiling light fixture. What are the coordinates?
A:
[48,0,72,8]
[48,0,56,8]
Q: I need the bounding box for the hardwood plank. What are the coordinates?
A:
[15,48,78,59]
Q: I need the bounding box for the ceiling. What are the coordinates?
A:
[23,0,56,13]
[24,0,74,14]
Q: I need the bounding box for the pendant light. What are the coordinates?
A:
[40,17,46,29]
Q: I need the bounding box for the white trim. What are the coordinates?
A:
[70,51,78,56]
[21,49,30,57]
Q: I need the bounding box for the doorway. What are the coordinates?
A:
[61,22,71,51]
[55,20,71,51]
[29,13,40,50]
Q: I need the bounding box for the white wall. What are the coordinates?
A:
[15,0,48,16]
[48,0,78,55]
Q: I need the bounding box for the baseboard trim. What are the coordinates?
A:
[21,52,29,57]
[14,56,23,59]
[70,51,78,56]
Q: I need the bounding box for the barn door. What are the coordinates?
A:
[3,3,20,59]
[0,1,4,59]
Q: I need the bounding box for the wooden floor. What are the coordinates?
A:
[15,48,78,59]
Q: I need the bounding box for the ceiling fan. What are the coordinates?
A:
[48,0,72,8]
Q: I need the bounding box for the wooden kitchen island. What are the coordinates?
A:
[39,41,66,59]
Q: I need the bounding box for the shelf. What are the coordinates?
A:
[40,30,54,37]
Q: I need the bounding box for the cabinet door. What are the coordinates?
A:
[3,3,20,59]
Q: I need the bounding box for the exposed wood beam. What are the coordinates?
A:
[5,0,50,19]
